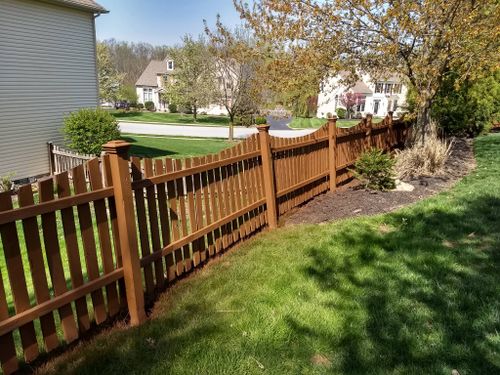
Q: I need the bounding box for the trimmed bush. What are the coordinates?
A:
[336,108,347,119]
[352,148,396,190]
[145,101,155,111]
[168,103,178,113]
[255,116,267,125]
[63,108,121,156]
[137,103,144,110]
[0,172,15,193]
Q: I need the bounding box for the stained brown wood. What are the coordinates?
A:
[192,157,207,263]
[87,159,120,317]
[175,159,191,272]
[144,158,165,290]
[155,159,175,282]
[0,262,18,375]
[71,165,108,325]
[0,192,39,361]
[37,178,80,343]
[200,156,215,257]
[212,154,227,251]
[51,174,89,337]
[102,141,146,326]
[102,155,127,309]
[131,157,155,298]
[17,185,60,351]
[165,159,183,277]
[257,126,278,228]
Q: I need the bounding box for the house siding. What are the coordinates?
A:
[0,0,99,179]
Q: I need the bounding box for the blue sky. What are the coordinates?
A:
[95,0,242,46]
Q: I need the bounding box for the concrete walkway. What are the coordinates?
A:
[119,121,315,139]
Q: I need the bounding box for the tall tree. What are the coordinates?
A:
[234,0,500,142]
[163,36,216,121]
[96,42,123,102]
[205,19,264,140]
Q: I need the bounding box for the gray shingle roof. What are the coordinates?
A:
[43,0,108,13]
[351,81,373,94]
[136,60,170,87]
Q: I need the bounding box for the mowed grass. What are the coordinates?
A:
[290,117,374,129]
[123,134,234,159]
[112,111,230,126]
[39,134,500,375]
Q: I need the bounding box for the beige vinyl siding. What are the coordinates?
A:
[0,0,99,179]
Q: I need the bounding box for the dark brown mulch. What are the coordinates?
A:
[285,138,475,225]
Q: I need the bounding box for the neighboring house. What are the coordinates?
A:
[136,58,174,112]
[317,72,408,119]
[136,58,228,115]
[0,0,107,181]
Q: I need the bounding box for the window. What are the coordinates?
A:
[143,88,153,102]
[167,60,174,70]
[384,83,393,94]
[356,95,366,112]
[373,99,380,114]
[375,82,384,93]
[334,94,339,109]
[393,83,402,94]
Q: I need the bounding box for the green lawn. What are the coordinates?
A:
[39,134,500,375]
[123,134,234,159]
[112,111,230,126]
[289,117,372,129]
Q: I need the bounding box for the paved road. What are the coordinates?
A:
[119,121,314,139]
[266,115,293,130]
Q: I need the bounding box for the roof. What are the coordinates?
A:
[41,0,108,13]
[351,80,373,94]
[136,60,170,87]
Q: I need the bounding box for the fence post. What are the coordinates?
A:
[328,116,338,192]
[102,140,146,326]
[47,142,55,175]
[387,111,394,149]
[257,125,278,229]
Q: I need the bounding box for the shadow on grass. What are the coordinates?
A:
[296,194,500,374]
[121,136,177,159]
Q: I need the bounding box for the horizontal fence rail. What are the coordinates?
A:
[0,113,410,374]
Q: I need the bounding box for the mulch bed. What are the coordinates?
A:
[285,138,476,225]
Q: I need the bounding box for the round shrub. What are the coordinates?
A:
[255,116,267,125]
[352,148,396,191]
[336,108,347,119]
[137,103,144,110]
[145,101,155,111]
[63,108,121,156]
[168,103,178,113]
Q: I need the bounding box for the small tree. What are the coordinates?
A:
[63,108,121,155]
[163,35,216,121]
[205,18,264,140]
[117,84,138,104]
[340,92,365,119]
[97,42,124,103]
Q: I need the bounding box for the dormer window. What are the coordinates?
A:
[167,60,174,70]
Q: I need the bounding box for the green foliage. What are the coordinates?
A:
[168,103,178,113]
[117,84,138,103]
[233,114,253,127]
[255,116,267,125]
[144,101,155,112]
[97,42,123,102]
[352,148,396,190]
[432,71,500,137]
[0,172,15,193]
[63,108,121,155]
[336,107,347,119]
[137,103,144,110]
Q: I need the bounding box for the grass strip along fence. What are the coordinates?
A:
[0,113,410,374]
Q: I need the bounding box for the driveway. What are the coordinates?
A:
[266,115,293,130]
[119,121,314,139]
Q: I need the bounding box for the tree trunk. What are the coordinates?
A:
[228,113,235,141]
[414,98,433,145]
[193,105,198,122]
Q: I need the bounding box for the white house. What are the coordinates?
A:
[136,58,228,115]
[0,0,107,181]
[317,72,408,119]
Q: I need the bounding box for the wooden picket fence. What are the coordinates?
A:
[47,142,94,176]
[0,114,410,374]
